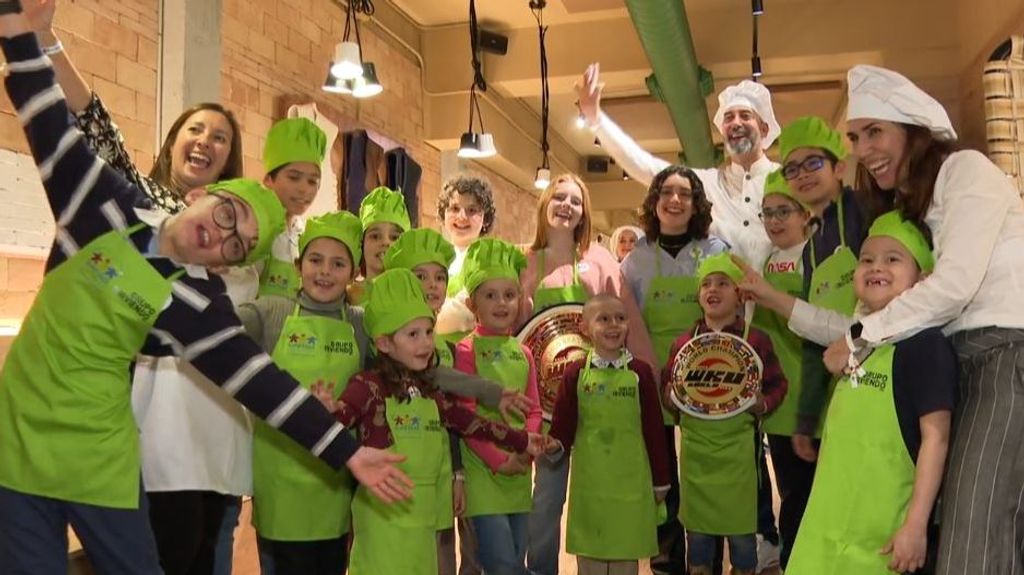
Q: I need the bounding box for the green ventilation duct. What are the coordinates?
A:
[625,0,717,168]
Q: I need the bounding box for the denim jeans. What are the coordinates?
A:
[471,513,531,575]
[687,532,756,571]
[526,454,569,575]
[0,484,162,575]
[212,495,242,575]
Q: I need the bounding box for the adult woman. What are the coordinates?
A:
[609,225,645,262]
[31,6,251,574]
[517,173,658,575]
[435,174,497,337]
[797,65,1024,575]
[620,165,728,574]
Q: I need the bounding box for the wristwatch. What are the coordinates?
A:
[0,1,21,16]
[846,321,865,352]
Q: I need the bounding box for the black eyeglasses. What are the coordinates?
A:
[759,206,801,222]
[782,155,827,180]
[210,193,248,264]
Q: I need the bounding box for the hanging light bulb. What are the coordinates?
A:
[330,41,363,80]
[751,56,763,78]
[352,63,383,98]
[477,134,497,158]
[322,71,353,94]
[534,167,551,189]
[752,0,765,15]
[458,133,483,158]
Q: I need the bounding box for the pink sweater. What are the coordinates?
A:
[517,244,658,370]
[454,326,544,472]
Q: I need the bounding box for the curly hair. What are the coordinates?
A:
[639,165,713,241]
[437,174,497,236]
[370,346,439,403]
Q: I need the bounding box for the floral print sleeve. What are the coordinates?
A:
[74,93,186,214]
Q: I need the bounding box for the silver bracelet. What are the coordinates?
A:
[41,40,64,56]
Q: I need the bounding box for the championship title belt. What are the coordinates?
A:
[517,303,591,420]
[667,331,762,419]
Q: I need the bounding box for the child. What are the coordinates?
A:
[662,253,788,575]
[257,117,328,298]
[546,293,670,575]
[786,212,955,575]
[383,228,535,575]
[317,269,546,575]
[0,21,405,574]
[236,211,365,574]
[356,186,410,286]
[454,238,544,574]
[749,170,816,567]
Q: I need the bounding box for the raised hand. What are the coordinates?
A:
[575,62,604,126]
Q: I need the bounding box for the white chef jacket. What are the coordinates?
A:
[593,112,776,266]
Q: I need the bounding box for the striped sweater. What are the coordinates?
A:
[0,33,357,470]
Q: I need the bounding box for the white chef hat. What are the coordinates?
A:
[712,80,781,149]
[846,65,957,141]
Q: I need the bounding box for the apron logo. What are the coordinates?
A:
[393,414,441,433]
[287,332,318,353]
[612,386,636,399]
[480,349,526,362]
[266,273,291,288]
[857,371,888,390]
[838,269,854,287]
[582,381,608,395]
[324,340,354,355]
[87,251,156,320]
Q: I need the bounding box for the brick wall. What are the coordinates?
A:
[0,0,536,324]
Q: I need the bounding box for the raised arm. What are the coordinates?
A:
[577,63,669,187]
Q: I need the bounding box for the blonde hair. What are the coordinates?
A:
[530,173,593,254]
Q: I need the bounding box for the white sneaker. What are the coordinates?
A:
[755,534,781,573]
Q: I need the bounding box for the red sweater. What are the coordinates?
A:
[662,318,788,415]
[334,370,529,453]
[548,355,671,488]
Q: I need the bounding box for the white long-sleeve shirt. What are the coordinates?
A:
[593,112,776,266]
[789,150,1024,345]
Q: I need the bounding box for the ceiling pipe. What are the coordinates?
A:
[624,0,717,167]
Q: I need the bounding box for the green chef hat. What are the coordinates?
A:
[363,268,435,338]
[299,211,363,264]
[461,238,527,295]
[383,228,456,272]
[779,116,848,162]
[263,118,327,174]
[867,210,935,273]
[359,187,411,233]
[207,178,286,265]
[696,252,745,286]
[763,169,809,210]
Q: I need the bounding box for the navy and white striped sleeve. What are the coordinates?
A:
[1,33,146,268]
[143,274,359,470]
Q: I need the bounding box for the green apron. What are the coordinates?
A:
[434,334,456,531]
[350,393,446,575]
[808,200,857,315]
[566,355,659,560]
[786,345,914,574]
[754,254,806,437]
[533,250,588,430]
[252,305,359,540]
[462,335,532,517]
[678,324,759,535]
[641,248,703,424]
[0,224,180,508]
[258,232,300,299]
[532,249,587,312]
